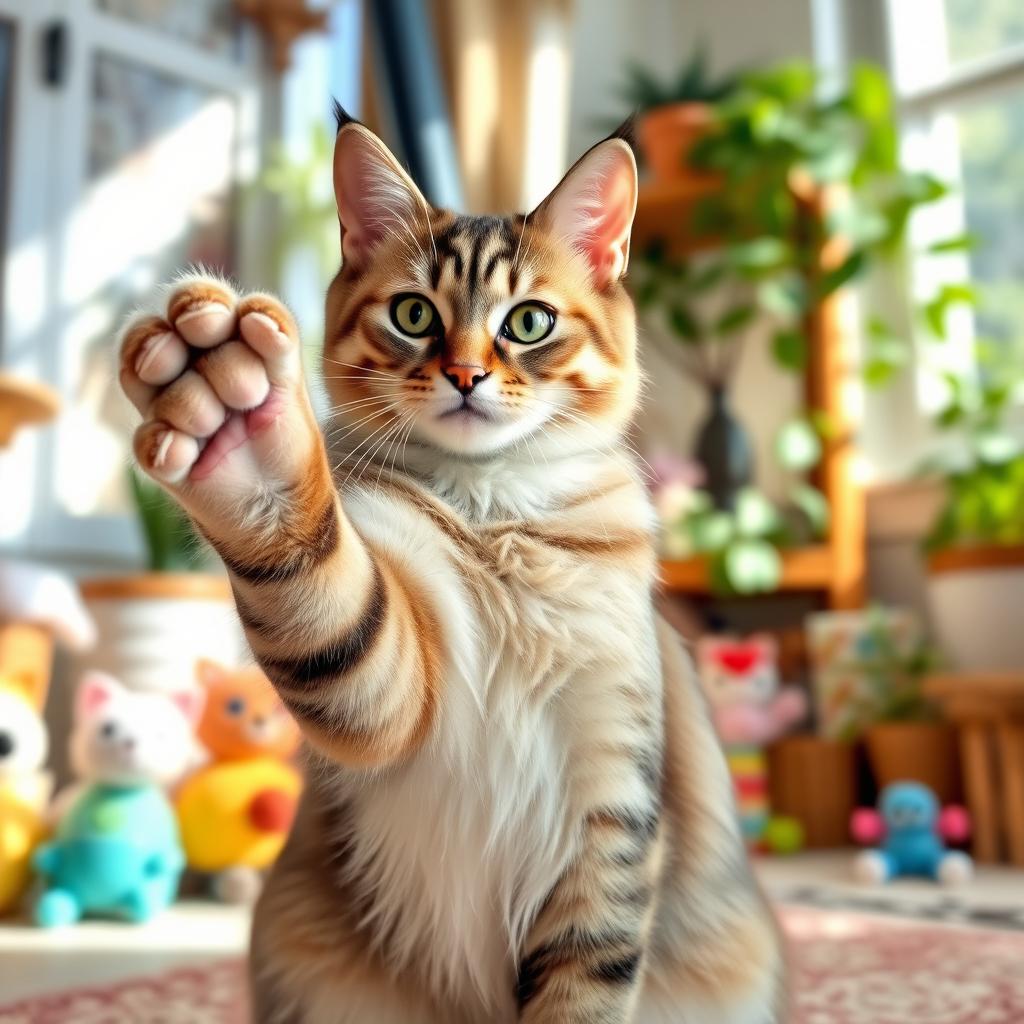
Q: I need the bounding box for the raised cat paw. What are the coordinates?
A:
[118,273,321,506]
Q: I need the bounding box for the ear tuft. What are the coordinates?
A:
[529,138,638,289]
[332,98,360,134]
[333,123,430,270]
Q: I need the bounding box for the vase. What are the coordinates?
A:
[694,385,754,510]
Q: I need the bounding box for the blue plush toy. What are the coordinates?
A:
[851,780,973,886]
[33,673,203,927]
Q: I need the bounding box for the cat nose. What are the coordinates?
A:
[442,364,489,395]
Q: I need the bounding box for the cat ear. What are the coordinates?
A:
[529,136,638,289]
[169,687,206,729]
[333,118,430,270]
[77,671,122,720]
[195,658,228,690]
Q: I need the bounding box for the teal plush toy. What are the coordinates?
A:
[850,780,973,886]
[33,672,204,927]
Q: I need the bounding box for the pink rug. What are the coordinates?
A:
[2,908,1023,1022]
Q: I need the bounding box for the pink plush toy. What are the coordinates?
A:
[697,634,807,845]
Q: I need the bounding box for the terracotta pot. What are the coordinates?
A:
[637,102,715,182]
[767,735,857,848]
[926,545,1024,670]
[865,720,961,804]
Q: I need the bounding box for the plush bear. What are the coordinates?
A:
[176,660,301,903]
[851,780,973,885]
[33,673,203,926]
[0,673,53,914]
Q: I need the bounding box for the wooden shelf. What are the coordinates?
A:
[0,372,59,447]
[632,176,721,257]
[660,544,834,596]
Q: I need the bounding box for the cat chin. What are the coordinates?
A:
[412,413,542,458]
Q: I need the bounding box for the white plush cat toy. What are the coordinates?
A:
[33,673,203,927]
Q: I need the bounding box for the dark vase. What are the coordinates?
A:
[694,385,754,510]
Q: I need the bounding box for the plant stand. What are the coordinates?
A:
[924,673,1024,865]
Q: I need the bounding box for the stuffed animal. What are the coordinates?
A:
[176,660,301,903]
[851,781,973,885]
[0,673,53,914]
[32,673,203,926]
[697,634,806,846]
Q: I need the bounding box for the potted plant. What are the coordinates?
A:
[616,44,739,183]
[833,607,960,802]
[73,471,244,695]
[632,61,959,595]
[922,344,1024,670]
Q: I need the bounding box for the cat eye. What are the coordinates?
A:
[390,293,440,338]
[226,697,246,717]
[502,302,555,344]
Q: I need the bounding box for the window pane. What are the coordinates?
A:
[944,0,1024,67]
[55,54,238,520]
[95,0,243,59]
[958,89,1024,362]
[0,19,13,356]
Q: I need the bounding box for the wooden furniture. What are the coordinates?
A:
[767,735,857,847]
[0,372,59,448]
[634,180,866,611]
[925,673,1024,865]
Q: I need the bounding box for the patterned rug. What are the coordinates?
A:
[2,908,1023,1022]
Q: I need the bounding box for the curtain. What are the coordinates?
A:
[430,0,575,214]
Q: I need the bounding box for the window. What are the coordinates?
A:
[886,0,1024,387]
[0,1,261,562]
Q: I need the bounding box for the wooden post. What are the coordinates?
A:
[802,186,865,611]
[997,724,1024,866]
[960,723,1001,863]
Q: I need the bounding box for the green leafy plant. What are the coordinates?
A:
[668,486,826,595]
[924,342,1024,552]
[616,44,740,111]
[833,607,942,737]
[129,469,213,573]
[632,60,965,593]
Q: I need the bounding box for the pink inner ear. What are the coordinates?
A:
[171,687,206,728]
[77,672,118,720]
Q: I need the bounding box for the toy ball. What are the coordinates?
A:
[763,816,805,855]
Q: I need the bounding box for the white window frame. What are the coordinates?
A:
[819,0,1024,482]
[0,1,264,566]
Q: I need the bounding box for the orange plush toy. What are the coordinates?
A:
[176,660,301,903]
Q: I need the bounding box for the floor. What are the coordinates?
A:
[1,852,1024,1004]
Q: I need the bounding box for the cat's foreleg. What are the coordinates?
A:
[118,274,441,769]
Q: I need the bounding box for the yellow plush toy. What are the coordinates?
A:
[0,673,52,914]
[176,661,301,903]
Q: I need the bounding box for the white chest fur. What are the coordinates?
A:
[332,459,658,1012]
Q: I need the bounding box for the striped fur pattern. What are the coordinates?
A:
[117,114,785,1022]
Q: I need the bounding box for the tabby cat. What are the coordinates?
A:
[117,108,785,1023]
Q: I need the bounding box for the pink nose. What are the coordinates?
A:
[442,364,489,395]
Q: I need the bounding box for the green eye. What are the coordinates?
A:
[390,294,438,337]
[503,302,555,344]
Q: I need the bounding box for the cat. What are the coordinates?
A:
[116,109,785,1022]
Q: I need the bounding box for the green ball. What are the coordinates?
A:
[764,816,805,855]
